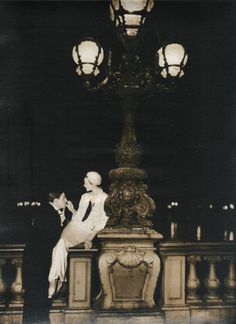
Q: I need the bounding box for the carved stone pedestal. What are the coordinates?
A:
[96,228,163,312]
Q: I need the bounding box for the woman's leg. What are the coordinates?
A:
[48,238,69,297]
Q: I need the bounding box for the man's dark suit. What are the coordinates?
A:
[22,203,68,324]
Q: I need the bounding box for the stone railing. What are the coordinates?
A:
[1,242,235,324]
[0,244,98,324]
[159,241,236,324]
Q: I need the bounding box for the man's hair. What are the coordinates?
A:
[48,192,64,202]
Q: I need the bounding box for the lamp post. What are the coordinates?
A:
[72,0,188,314]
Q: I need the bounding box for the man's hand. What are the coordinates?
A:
[84,240,92,250]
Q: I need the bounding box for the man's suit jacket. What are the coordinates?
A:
[22,203,68,324]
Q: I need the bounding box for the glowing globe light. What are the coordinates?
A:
[110,0,154,38]
[157,43,188,79]
[72,39,104,76]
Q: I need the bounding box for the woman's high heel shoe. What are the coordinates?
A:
[48,279,57,299]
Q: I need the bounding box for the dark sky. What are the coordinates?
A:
[0,1,236,240]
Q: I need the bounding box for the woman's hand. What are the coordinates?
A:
[66,201,76,214]
[84,240,92,250]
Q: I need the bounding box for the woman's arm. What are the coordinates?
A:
[66,201,77,215]
[84,195,109,248]
[72,194,90,222]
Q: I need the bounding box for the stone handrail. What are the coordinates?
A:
[159,241,236,324]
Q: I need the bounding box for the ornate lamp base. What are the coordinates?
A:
[96,228,163,311]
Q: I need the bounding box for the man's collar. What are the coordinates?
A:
[49,202,60,211]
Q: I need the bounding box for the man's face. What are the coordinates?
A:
[55,192,67,209]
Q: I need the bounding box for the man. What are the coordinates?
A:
[22,191,69,324]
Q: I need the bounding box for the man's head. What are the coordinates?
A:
[48,192,67,209]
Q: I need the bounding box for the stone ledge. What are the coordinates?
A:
[96,310,164,324]
[0,310,23,314]
[161,306,189,311]
[189,304,236,310]
[50,310,165,324]
[159,241,235,256]
[98,228,163,240]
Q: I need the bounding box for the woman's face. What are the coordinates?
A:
[84,177,94,192]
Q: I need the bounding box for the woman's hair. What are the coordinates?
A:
[48,192,63,202]
[86,171,102,186]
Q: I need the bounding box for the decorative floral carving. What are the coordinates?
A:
[104,246,157,270]
[119,182,139,207]
[109,167,147,181]
[143,253,155,265]
[106,253,117,265]
[115,142,143,167]
[105,175,155,228]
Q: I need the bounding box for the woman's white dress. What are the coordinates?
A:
[48,189,108,283]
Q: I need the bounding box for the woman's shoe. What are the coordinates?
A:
[48,277,67,299]
[55,279,63,294]
[48,279,57,298]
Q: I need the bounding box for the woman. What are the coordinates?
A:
[48,171,108,298]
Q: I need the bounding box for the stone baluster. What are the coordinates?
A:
[0,259,7,308]
[186,255,201,304]
[9,258,24,307]
[224,256,236,304]
[204,256,222,304]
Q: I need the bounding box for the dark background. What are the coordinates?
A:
[0,1,236,242]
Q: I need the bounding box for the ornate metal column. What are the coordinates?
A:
[105,95,155,228]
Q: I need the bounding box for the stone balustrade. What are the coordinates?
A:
[0,244,98,324]
[0,242,235,323]
[159,241,236,324]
